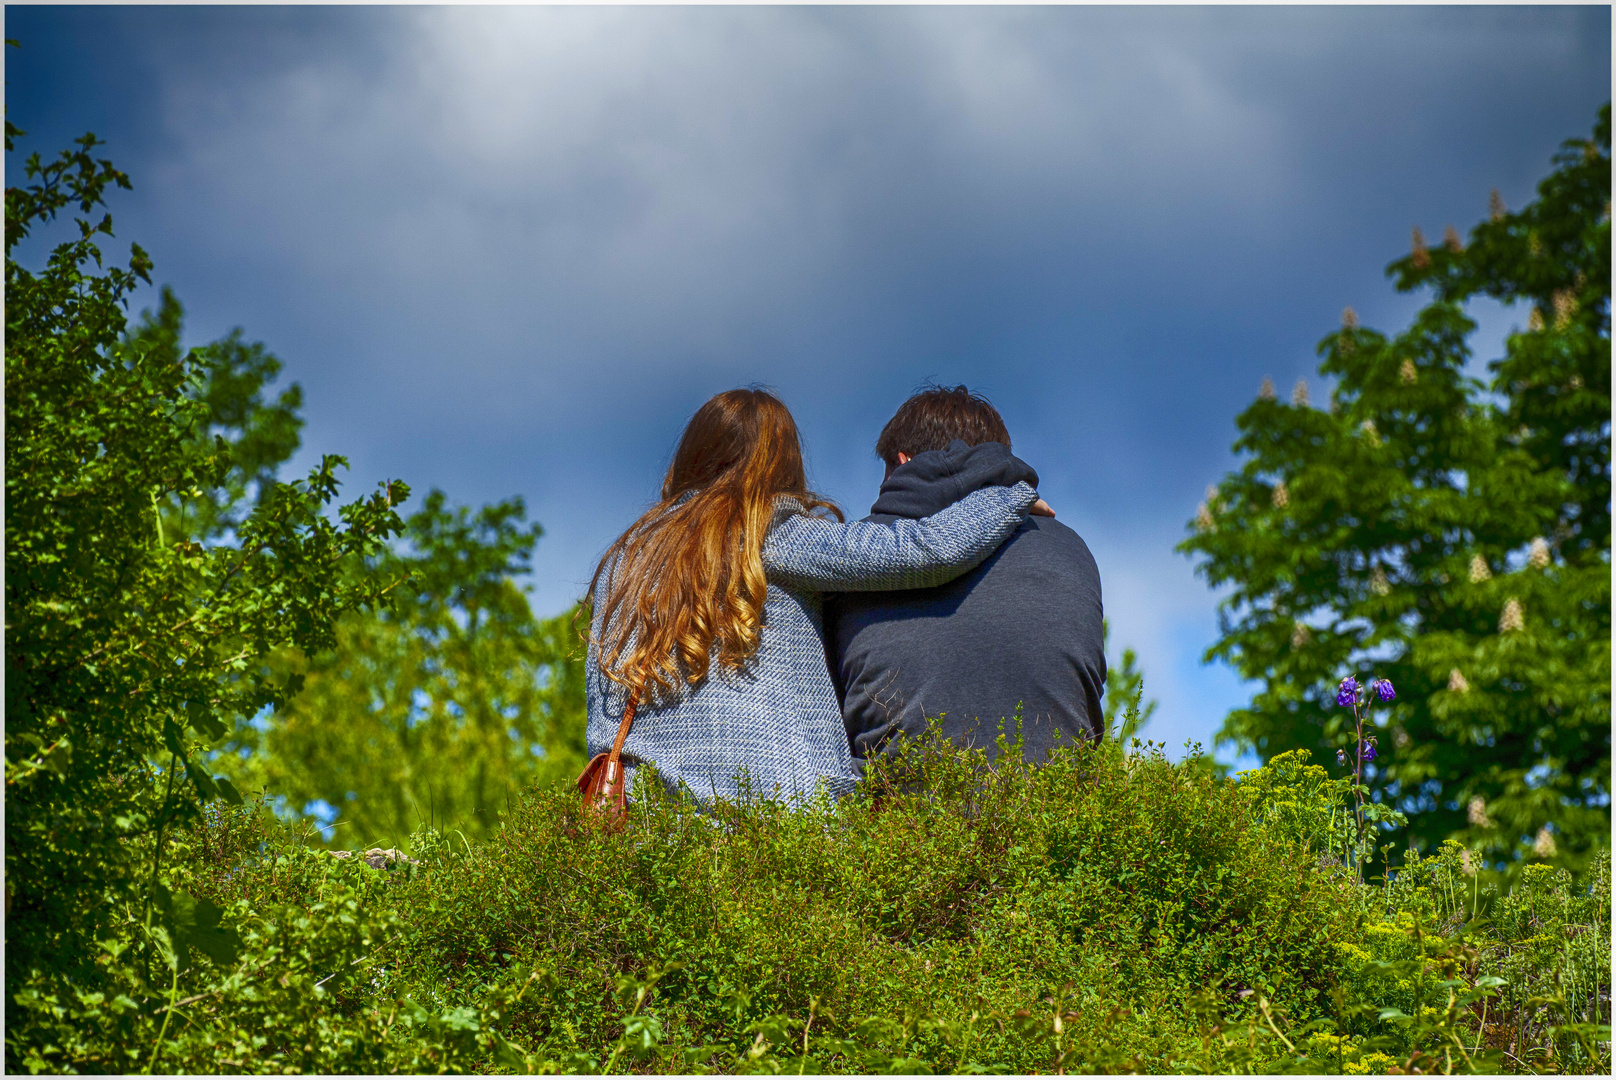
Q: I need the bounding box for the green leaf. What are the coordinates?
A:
[184,758,220,801]
[42,738,72,776]
[490,1036,527,1072]
[186,699,227,743]
[149,883,240,971]
[162,717,187,761]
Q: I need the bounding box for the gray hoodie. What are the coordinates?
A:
[825,440,1106,766]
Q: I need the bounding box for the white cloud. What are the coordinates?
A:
[150,6,1300,384]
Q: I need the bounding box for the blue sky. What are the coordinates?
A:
[7,5,1609,761]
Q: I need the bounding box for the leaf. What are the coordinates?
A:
[42,738,73,776]
[176,897,241,968]
[851,1016,905,1043]
[146,923,179,973]
[150,882,240,971]
[620,1013,665,1055]
[490,1036,526,1072]
[439,1005,480,1032]
[813,1036,862,1061]
[186,699,227,742]
[184,758,220,801]
[162,716,187,761]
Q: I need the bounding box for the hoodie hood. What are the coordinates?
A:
[866,440,1040,522]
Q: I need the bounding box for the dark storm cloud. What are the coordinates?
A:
[7,5,1608,755]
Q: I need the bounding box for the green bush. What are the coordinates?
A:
[404,734,1353,1072]
[16,732,1603,1074]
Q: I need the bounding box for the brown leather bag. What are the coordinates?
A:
[575,691,639,829]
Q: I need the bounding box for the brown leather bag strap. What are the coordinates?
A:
[608,690,639,765]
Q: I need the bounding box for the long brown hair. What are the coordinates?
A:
[588,388,841,704]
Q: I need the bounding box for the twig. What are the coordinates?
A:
[1500,1048,1539,1074]
[144,957,181,1075]
[1257,998,1296,1053]
[800,996,817,1074]
[511,968,543,1003]
[154,990,217,1014]
[312,932,402,990]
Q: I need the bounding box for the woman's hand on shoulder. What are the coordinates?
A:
[1031,498,1056,518]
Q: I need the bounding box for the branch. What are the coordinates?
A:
[153,990,217,1015]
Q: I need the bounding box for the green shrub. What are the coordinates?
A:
[8,732,1609,1074]
[398,734,1354,1072]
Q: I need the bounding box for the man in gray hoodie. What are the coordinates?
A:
[825,386,1106,767]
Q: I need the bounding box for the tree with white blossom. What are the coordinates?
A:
[1183,106,1610,880]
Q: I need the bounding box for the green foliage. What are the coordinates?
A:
[110,280,589,849]
[1241,749,1357,860]
[3,108,407,1064]
[14,736,1606,1074]
[1102,618,1158,743]
[125,286,307,543]
[4,104,591,1074]
[4,103,593,1071]
[222,492,589,846]
[10,818,529,1075]
[1180,105,1611,877]
[1482,855,1611,1070]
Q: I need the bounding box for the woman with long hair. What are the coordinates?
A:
[585,387,1041,805]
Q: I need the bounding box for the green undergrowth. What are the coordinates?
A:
[11,737,1610,1074]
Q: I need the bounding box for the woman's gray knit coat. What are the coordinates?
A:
[584,474,1038,805]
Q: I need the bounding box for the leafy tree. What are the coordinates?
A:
[1181,106,1610,878]
[126,285,307,542]
[222,492,589,847]
[4,84,581,1070]
[1102,620,1157,744]
[114,290,585,846]
[4,105,407,1036]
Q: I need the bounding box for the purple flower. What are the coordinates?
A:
[1336,677,1361,707]
[1374,678,1396,703]
[1361,741,1378,763]
[1336,749,1348,766]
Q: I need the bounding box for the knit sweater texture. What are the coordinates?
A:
[585,460,1037,805]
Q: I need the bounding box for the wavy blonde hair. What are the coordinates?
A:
[588,388,841,704]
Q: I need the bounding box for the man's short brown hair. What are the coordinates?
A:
[875,384,1011,469]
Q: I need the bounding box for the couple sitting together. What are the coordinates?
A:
[584,384,1106,805]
